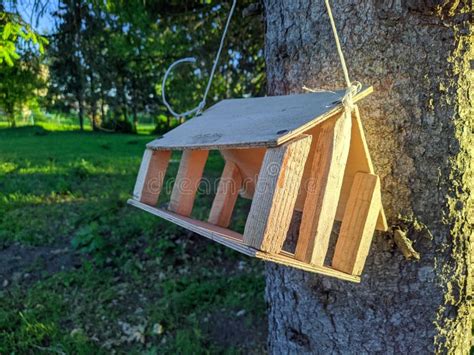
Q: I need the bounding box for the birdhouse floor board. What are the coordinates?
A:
[147,86,372,151]
[128,199,255,256]
[127,199,360,282]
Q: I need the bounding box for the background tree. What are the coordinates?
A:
[263,1,472,353]
[48,0,88,130]
[47,0,265,133]
[0,54,45,127]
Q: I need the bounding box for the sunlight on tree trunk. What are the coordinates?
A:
[263,1,472,353]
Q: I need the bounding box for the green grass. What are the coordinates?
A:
[0,124,265,353]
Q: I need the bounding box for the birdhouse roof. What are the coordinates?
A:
[148,86,372,150]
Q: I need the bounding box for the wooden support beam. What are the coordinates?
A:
[332,172,382,276]
[208,160,242,227]
[169,150,209,216]
[133,149,171,206]
[221,147,265,199]
[294,111,352,266]
[243,135,312,254]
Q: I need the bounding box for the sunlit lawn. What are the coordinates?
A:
[0,123,265,353]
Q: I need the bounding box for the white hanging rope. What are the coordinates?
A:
[325,0,351,89]
[163,0,360,119]
[324,0,361,112]
[162,0,237,119]
[304,2,361,110]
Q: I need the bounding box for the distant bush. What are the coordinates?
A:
[101,118,135,133]
[153,115,180,135]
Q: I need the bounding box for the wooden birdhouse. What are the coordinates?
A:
[128,86,388,282]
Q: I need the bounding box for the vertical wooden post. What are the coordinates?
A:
[295,112,351,266]
[332,172,382,275]
[208,160,242,227]
[133,149,171,206]
[243,135,312,254]
[169,150,209,216]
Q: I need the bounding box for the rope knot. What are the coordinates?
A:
[342,81,362,112]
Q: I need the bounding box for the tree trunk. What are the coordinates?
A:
[6,105,15,128]
[8,112,16,128]
[89,73,99,131]
[78,98,84,131]
[100,89,106,123]
[263,1,472,353]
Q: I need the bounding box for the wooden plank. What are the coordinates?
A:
[208,160,242,227]
[226,107,388,232]
[334,106,388,231]
[243,135,312,254]
[294,106,388,231]
[294,111,352,266]
[294,120,325,209]
[147,86,372,150]
[133,149,171,206]
[127,199,360,282]
[332,173,381,276]
[128,200,256,256]
[169,150,209,216]
[221,148,265,199]
[257,250,360,283]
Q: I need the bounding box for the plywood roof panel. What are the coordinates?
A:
[147,86,372,150]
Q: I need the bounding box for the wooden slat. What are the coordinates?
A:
[294,107,387,231]
[258,250,360,283]
[243,135,312,254]
[127,199,360,282]
[133,149,171,206]
[334,106,388,231]
[208,160,242,227]
[169,150,209,216]
[128,199,255,256]
[147,86,372,150]
[332,173,382,276]
[221,148,265,199]
[294,111,352,266]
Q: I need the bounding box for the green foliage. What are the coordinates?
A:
[0,8,48,66]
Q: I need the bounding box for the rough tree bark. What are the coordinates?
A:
[263,1,472,353]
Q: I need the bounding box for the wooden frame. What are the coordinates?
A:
[129,90,388,282]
